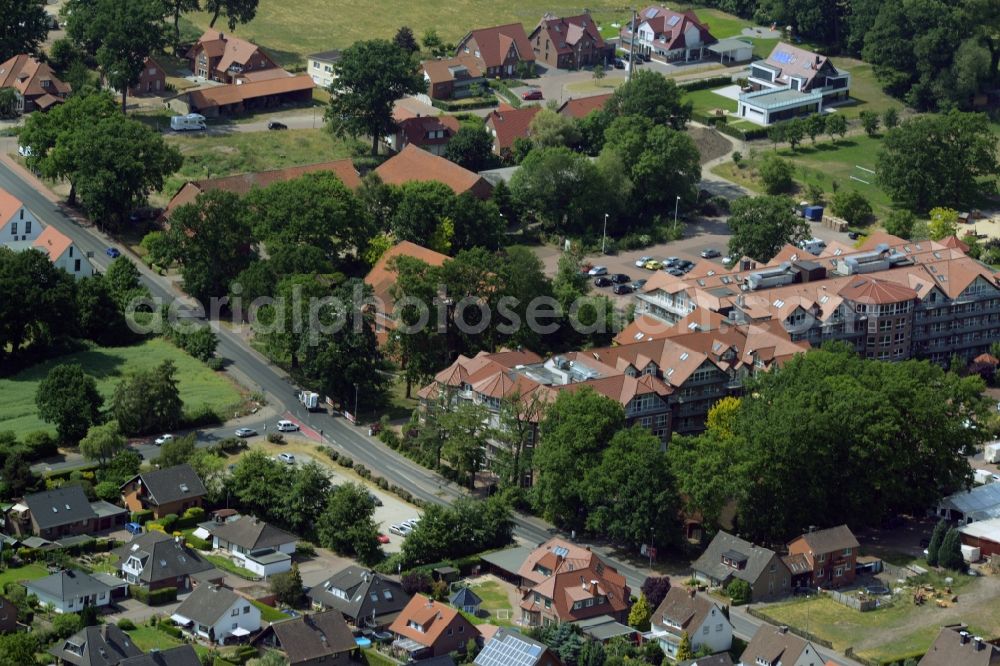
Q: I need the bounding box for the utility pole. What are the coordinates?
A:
[627,8,638,84]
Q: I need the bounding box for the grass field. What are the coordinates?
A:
[458,580,515,627]
[250,598,288,622]
[126,626,186,652]
[692,8,753,38]
[685,88,737,115]
[158,128,361,205]
[0,563,49,588]
[204,553,260,580]
[0,339,243,439]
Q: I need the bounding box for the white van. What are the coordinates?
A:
[276,420,299,432]
[170,114,207,131]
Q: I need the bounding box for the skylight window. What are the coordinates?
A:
[679,352,689,361]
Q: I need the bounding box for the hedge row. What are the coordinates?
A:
[717,122,769,141]
[129,585,177,605]
[16,537,119,562]
[679,75,735,92]
[130,510,154,525]
[322,445,421,507]
[430,96,499,112]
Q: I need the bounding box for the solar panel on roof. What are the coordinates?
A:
[667,15,681,26]
[773,51,794,64]
[552,546,569,558]
[645,8,658,18]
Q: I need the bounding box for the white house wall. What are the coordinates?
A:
[0,207,42,245]
[52,244,94,279]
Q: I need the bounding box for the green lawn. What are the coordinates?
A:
[829,58,901,119]
[158,128,362,206]
[692,8,753,38]
[458,580,515,627]
[0,339,243,439]
[126,626,185,652]
[250,599,288,622]
[203,554,259,580]
[0,564,50,588]
[685,88,737,115]
[362,649,400,666]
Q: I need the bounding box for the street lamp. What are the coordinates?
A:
[602,213,609,254]
[354,383,359,424]
[673,195,681,232]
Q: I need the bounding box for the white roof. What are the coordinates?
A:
[959,517,1000,543]
[939,483,1000,521]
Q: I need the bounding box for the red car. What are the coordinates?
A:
[521,89,543,100]
[377,533,390,544]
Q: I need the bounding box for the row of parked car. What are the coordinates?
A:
[389,517,421,537]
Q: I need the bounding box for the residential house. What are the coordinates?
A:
[485,106,541,156]
[256,610,357,666]
[374,145,494,199]
[692,531,791,602]
[188,30,278,83]
[114,532,215,592]
[919,626,1000,666]
[474,628,561,666]
[171,584,261,644]
[786,525,860,589]
[619,6,717,62]
[422,56,485,100]
[308,566,411,629]
[737,43,850,125]
[634,234,1000,371]
[386,114,460,156]
[449,587,481,614]
[308,50,340,88]
[364,240,449,346]
[739,625,826,666]
[0,595,15,634]
[31,227,94,279]
[557,93,612,119]
[455,24,534,78]
[180,73,314,118]
[209,515,297,577]
[163,161,361,219]
[49,624,143,666]
[650,587,732,659]
[130,56,167,96]
[120,464,207,520]
[530,13,610,70]
[5,486,126,539]
[389,594,477,659]
[0,189,42,244]
[516,538,631,627]
[120,646,202,666]
[0,54,71,113]
[26,570,112,614]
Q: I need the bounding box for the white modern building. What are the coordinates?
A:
[308,50,340,89]
[737,42,850,125]
[619,6,718,62]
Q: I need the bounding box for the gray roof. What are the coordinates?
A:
[480,545,533,575]
[919,626,1000,666]
[114,532,213,584]
[22,536,54,549]
[307,566,410,623]
[48,624,142,666]
[210,515,296,551]
[174,584,243,626]
[125,464,206,507]
[270,610,356,663]
[692,531,780,586]
[309,50,341,62]
[93,573,129,589]
[573,615,636,642]
[27,569,110,602]
[940,484,1000,521]
[449,587,482,609]
[92,501,128,519]
[23,486,97,530]
[475,628,551,666]
[740,626,817,666]
[119,645,202,666]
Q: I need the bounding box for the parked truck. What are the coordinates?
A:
[298,391,321,411]
[170,113,206,131]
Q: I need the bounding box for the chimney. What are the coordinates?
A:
[975,637,984,651]
[778,626,789,634]
[175,535,183,544]
[960,631,970,644]
[688,588,696,599]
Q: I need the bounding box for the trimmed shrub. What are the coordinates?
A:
[159,514,179,533]
[130,509,154,525]
[266,432,284,445]
[186,534,212,550]
[338,456,354,469]
[679,75,735,92]
[150,587,179,606]
[117,618,137,631]
[160,623,183,639]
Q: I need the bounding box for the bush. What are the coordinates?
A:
[186,534,212,550]
[376,477,390,490]
[882,210,916,239]
[759,153,795,194]
[338,456,354,469]
[727,579,752,605]
[183,405,222,429]
[117,618,137,631]
[160,623,183,638]
[266,432,284,445]
[295,542,316,557]
[159,514,179,533]
[22,431,58,459]
[831,190,873,226]
[207,357,225,371]
[679,75,735,92]
[130,509,154,525]
[149,587,178,606]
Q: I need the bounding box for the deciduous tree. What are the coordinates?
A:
[79,420,126,467]
[0,0,50,62]
[205,0,259,30]
[605,69,690,129]
[726,195,808,262]
[36,364,103,444]
[831,190,873,226]
[443,124,496,172]
[316,482,383,565]
[111,360,184,436]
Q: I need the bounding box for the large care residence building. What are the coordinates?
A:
[618,6,718,63]
[737,43,850,124]
[634,233,1000,368]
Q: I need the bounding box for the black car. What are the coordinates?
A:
[848,231,861,240]
[268,121,288,130]
[613,58,625,69]
[611,273,631,284]
[676,260,695,271]
[631,278,647,290]
[594,276,613,287]
[640,52,652,62]
[612,284,633,295]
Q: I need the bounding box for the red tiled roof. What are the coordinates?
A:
[0,188,23,224]
[32,226,73,261]
[459,23,535,69]
[192,29,272,73]
[557,93,613,118]
[389,595,475,649]
[374,144,493,198]
[164,160,361,217]
[397,115,460,148]
[837,277,918,305]
[623,7,716,52]
[0,55,71,99]
[533,13,606,56]
[421,55,483,84]
[486,106,541,150]
[188,74,313,110]
[364,241,449,316]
